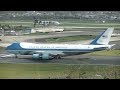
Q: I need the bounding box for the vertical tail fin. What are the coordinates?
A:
[90,28,114,45]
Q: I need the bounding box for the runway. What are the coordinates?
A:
[0,30,93,43]
[1,29,120,43]
[0,54,120,65]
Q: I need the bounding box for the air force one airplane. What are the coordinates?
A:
[5,28,115,60]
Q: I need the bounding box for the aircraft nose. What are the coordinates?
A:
[6,45,11,50]
[5,43,16,50]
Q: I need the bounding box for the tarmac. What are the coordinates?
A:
[0,54,120,65]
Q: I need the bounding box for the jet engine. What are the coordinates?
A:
[32,54,53,60]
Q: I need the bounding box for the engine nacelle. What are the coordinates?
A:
[32,54,53,60]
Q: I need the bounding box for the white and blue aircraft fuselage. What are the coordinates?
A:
[6,28,115,60]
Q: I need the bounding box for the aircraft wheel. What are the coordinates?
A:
[15,55,18,58]
[56,55,61,59]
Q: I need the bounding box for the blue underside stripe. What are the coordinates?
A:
[7,48,94,51]
[6,48,103,52]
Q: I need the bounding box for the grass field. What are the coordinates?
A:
[60,23,120,28]
[0,20,120,29]
[87,50,120,56]
[45,35,96,43]
[0,63,120,79]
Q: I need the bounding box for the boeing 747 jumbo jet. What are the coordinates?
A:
[5,28,115,60]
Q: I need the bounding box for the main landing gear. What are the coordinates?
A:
[54,55,62,59]
[15,54,18,58]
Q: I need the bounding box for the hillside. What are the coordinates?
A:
[0,11,120,22]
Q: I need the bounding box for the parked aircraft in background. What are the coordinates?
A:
[33,17,60,27]
[5,28,114,60]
